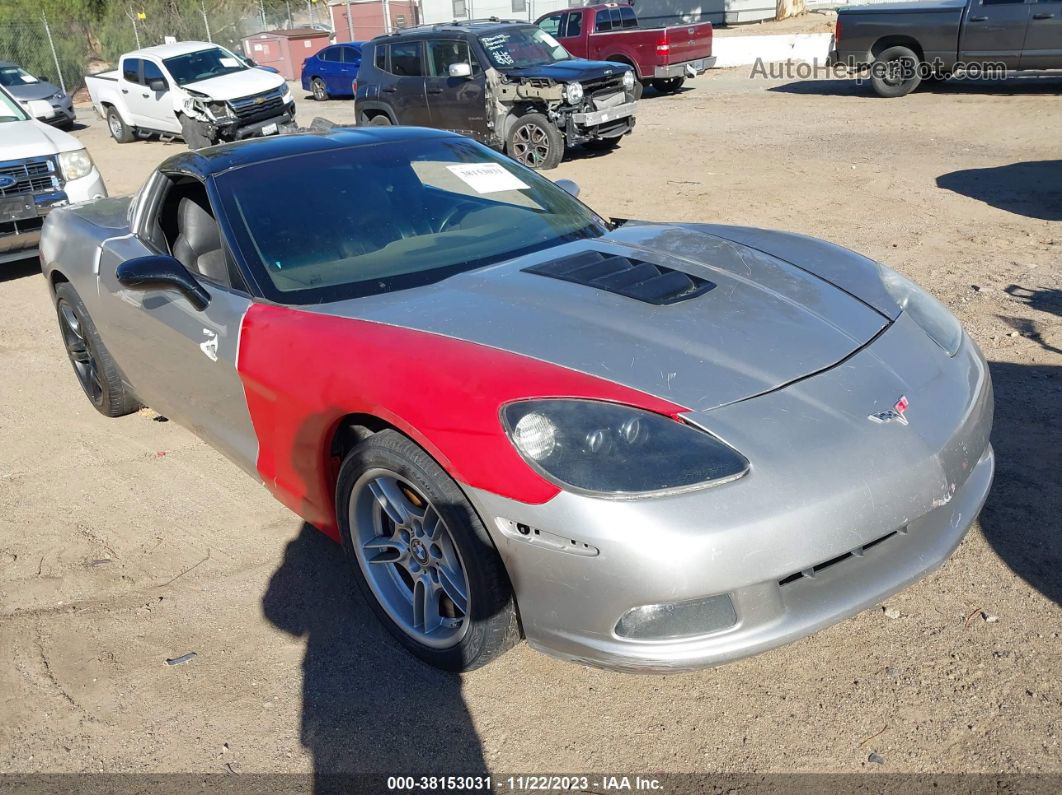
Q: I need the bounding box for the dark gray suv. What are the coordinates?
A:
[354,19,638,170]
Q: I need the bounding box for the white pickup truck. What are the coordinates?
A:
[85,41,296,149]
[0,84,106,265]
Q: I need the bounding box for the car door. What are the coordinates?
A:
[384,41,430,125]
[92,172,260,476]
[336,45,362,96]
[423,39,489,140]
[1021,0,1062,67]
[959,0,1032,68]
[124,58,178,133]
[318,46,343,94]
[118,57,145,125]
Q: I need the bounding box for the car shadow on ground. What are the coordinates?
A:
[0,257,40,284]
[935,160,1062,222]
[768,74,1062,98]
[979,361,1062,607]
[262,522,488,789]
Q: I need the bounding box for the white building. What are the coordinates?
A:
[418,0,573,26]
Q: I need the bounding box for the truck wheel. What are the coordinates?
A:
[311,77,328,101]
[106,107,134,143]
[652,77,685,94]
[870,45,922,98]
[369,114,392,126]
[506,113,563,171]
[54,283,139,418]
[179,114,214,150]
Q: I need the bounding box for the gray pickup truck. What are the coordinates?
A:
[832,0,1062,97]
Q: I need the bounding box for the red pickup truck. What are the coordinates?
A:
[535,3,713,94]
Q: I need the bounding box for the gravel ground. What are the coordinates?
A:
[0,70,1059,779]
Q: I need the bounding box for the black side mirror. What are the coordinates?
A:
[116,255,210,311]
[245,57,258,67]
[148,77,168,92]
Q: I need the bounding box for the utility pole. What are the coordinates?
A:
[344,0,353,41]
[306,0,314,26]
[127,6,142,49]
[260,0,267,28]
[201,1,212,41]
[40,12,66,94]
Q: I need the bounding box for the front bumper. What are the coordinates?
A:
[216,101,297,141]
[570,100,636,128]
[464,316,994,672]
[0,170,106,264]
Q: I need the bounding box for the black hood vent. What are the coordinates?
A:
[523,250,715,305]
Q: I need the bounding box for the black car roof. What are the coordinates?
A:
[157,126,462,180]
[367,18,533,42]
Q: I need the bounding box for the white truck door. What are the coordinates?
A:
[124,57,181,133]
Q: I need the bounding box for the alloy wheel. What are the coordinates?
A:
[511,122,551,168]
[58,300,103,405]
[350,469,470,649]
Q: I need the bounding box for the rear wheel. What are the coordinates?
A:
[870,45,922,98]
[311,77,328,101]
[652,77,685,94]
[106,107,134,143]
[337,430,520,671]
[53,283,139,417]
[506,112,563,170]
[369,113,392,126]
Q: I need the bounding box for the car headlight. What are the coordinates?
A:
[502,399,749,497]
[282,89,293,104]
[58,148,93,182]
[50,91,65,102]
[564,81,584,105]
[877,263,963,357]
[622,70,635,91]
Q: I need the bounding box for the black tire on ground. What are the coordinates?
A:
[505,112,564,171]
[652,77,685,94]
[179,114,214,150]
[336,430,521,672]
[106,106,134,143]
[311,77,328,101]
[870,45,922,98]
[53,282,139,418]
[583,136,621,152]
[369,114,392,126]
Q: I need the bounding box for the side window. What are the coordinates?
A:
[620,7,638,28]
[539,14,563,36]
[321,47,340,62]
[982,0,1024,3]
[122,58,141,84]
[142,60,166,88]
[595,9,612,32]
[341,46,360,63]
[610,9,624,28]
[374,45,387,71]
[390,41,424,76]
[566,12,582,37]
[154,176,239,290]
[427,40,478,77]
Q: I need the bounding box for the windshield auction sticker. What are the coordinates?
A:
[447,163,530,194]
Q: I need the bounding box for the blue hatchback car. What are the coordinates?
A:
[301,43,362,100]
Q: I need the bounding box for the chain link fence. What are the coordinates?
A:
[0,2,329,97]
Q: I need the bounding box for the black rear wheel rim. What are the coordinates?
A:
[58,300,103,406]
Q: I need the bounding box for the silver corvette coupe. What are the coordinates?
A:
[40,128,994,672]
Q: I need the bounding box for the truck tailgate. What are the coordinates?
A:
[664,22,712,63]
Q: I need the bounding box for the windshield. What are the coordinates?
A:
[0,86,29,123]
[478,27,570,69]
[0,66,39,88]
[163,47,247,86]
[218,136,607,304]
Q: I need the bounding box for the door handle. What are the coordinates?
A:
[382,87,397,93]
[968,15,987,21]
[1032,12,1053,19]
[141,93,149,98]
[121,88,129,93]
[427,88,443,94]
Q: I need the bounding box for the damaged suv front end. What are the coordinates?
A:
[182,84,296,144]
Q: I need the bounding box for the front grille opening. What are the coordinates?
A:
[523,249,715,305]
[779,528,902,587]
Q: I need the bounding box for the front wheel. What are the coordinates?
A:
[311,77,328,101]
[54,283,139,417]
[506,112,563,170]
[337,430,520,671]
[179,114,214,150]
[870,45,922,98]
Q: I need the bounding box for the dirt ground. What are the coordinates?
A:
[1,70,1060,780]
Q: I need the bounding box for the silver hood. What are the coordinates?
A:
[313,224,890,412]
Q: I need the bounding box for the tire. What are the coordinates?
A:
[506,112,564,171]
[870,45,922,98]
[53,283,139,418]
[311,77,328,101]
[179,114,214,150]
[652,77,685,94]
[369,113,392,126]
[336,430,520,671]
[106,106,134,143]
